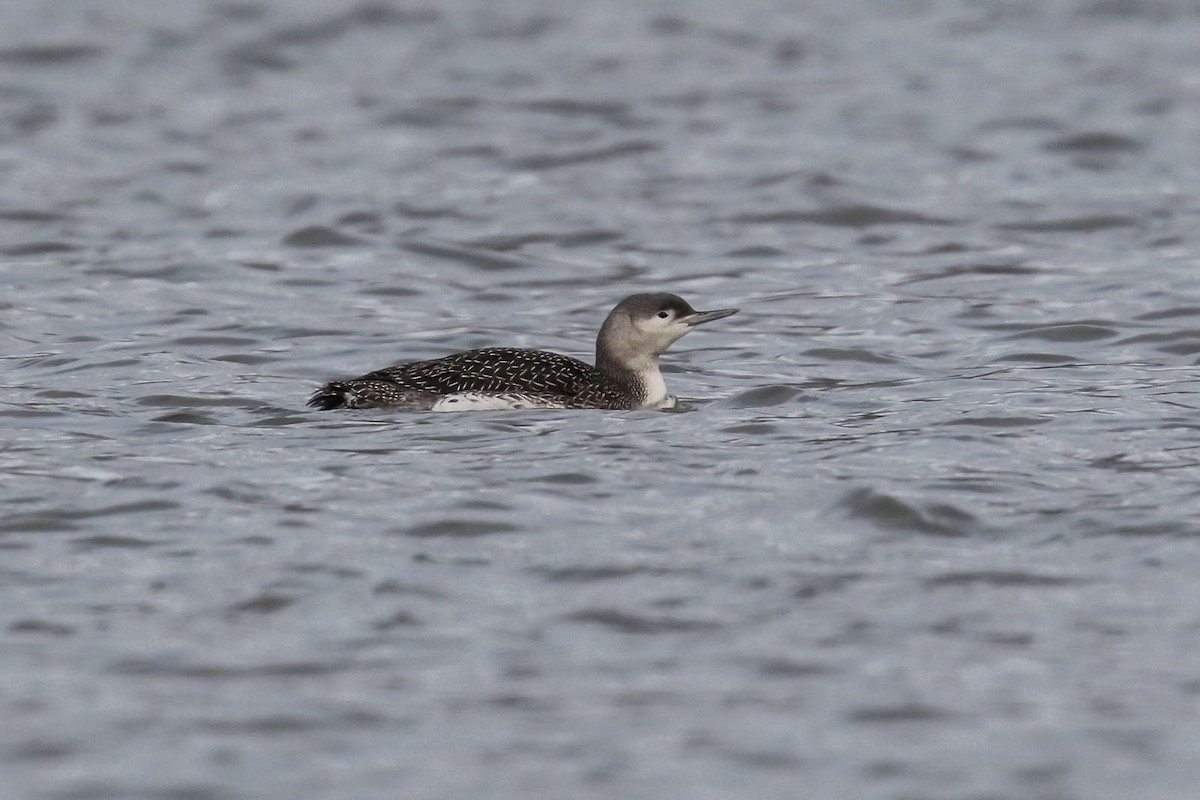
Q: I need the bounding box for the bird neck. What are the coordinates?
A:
[596,348,667,406]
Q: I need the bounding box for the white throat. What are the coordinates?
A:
[636,359,672,408]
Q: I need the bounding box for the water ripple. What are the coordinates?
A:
[729,204,957,228]
[5,3,1200,799]
[565,609,722,634]
[836,488,979,537]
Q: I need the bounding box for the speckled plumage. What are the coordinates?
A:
[308,293,738,412]
[308,347,641,410]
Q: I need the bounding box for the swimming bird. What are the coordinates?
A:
[308,293,739,411]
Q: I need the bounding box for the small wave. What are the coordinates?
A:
[848,702,954,723]
[532,564,694,582]
[994,215,1139,233]
[1042,131,1145,153]
[0,43,104,65]
[729,204,957,228]
[283,226,367,248]
[923,570,1083,588]
[837,488,977,537]
[1003,322,1118,342]
[723,385,806,408]
[508,140,660,170]
[565,608,721,633]
[404,520,520,538]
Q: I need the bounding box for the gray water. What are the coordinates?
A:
[4,1,1200,798]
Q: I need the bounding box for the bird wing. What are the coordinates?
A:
[362,348,600,398]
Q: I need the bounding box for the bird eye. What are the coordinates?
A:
[656,310,671,319]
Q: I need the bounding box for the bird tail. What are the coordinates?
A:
[307,382,350,410]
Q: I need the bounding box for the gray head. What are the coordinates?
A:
[595,293,739,376]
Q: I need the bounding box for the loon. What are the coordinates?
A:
[308,293,738,411]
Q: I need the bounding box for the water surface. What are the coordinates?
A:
[4,1,1200,798]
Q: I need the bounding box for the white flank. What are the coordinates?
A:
[430,393,561,412]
